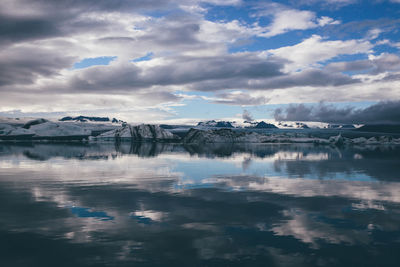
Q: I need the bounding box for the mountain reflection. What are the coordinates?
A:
[0,143,399,266]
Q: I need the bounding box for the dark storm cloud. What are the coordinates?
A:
[0,15,60,45]
[274,101,400,124]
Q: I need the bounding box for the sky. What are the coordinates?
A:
[1,0,400,124]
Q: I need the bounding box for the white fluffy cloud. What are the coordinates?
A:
[266,35,373,71]
[253,3,340,37]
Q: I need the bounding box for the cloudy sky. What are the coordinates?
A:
[1,0,400,123]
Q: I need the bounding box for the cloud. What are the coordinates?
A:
[256,69,359,88]
[242,109,253,121]
[0,14,60,45]
[322,18,400,40]
[185,67,359,92]
[0,0,165,45]
[25,53,284,94]
[325,53,400,74]
[317,16,341,26]
[0,0,243,46]
[266,35,373,71]
[210,91,270,106]
[274,101,400,124]
[253,3,340,37]
[0,45,77,86]
[201,0,242,5]
[261,9,318,37]
[0,4,276,90]
[0,0,399,119]
[292,0,357,8]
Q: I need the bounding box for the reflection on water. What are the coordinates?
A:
[0,143,399,266]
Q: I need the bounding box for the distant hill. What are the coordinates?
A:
[60,116,113,122]
[253,121,278,129]
[328,124,355,129]
[277,122,311,129]
[197,120,234,128]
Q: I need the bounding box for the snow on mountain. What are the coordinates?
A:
[277,121,362,129]
[60,116,111,122]
[197,120,234,128]
[196,120,279,129]
[277,121,313,129]
[327,124,356,129]
[253,121,278,129]
[194,119,332,130]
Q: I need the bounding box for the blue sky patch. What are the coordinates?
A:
[73,56,117,69]
[70,206,114,221]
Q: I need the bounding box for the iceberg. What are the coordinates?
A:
[183,128,400,146]
[0,123,35,139]
[1,117,400,146]
[1,119,91,140]
[29,121,91,138]
[93,124,179,142]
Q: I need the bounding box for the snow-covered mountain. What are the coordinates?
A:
[327,124,356,129]
[197,120,234,128]
[59,115,125,124]
[277,121,314,129]
[195,120,279,129]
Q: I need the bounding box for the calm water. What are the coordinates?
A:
[0,142,400,266]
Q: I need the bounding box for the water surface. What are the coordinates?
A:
[1,142,400,266]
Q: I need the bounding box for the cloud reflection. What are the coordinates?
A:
[0,143,400,266]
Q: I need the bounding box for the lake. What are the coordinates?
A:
[0,142,399,266]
